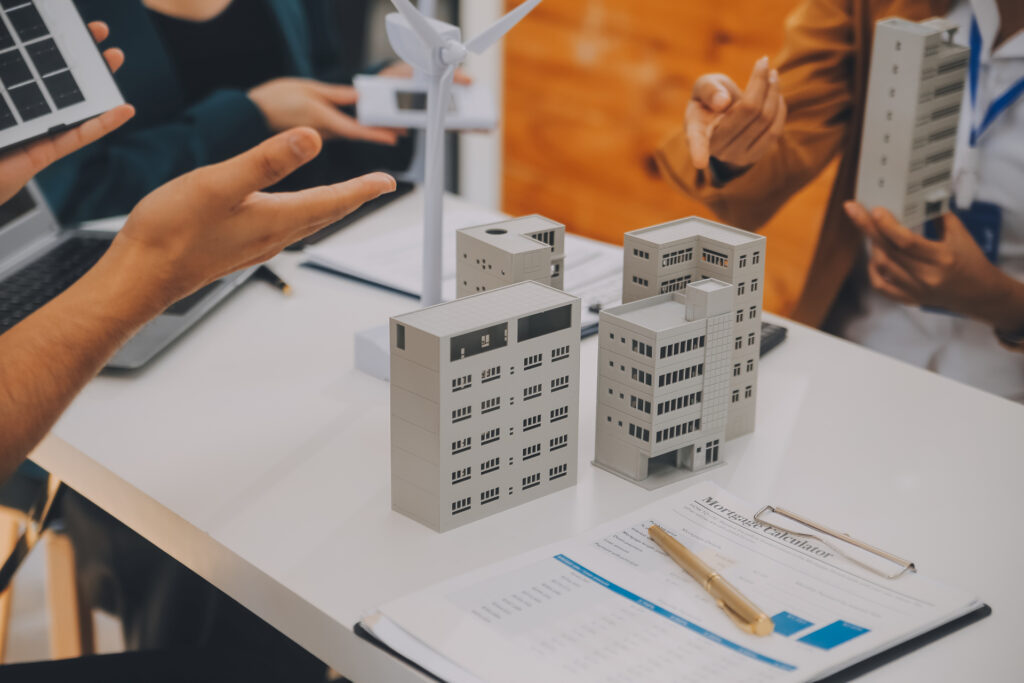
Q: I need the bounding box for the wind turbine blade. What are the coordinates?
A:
[465,0,542,55]
[390,0,446,50]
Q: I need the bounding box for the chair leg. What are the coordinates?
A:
[44,531,94,659]
[0,516,20,664]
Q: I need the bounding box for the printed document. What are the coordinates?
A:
[362,481,982,682]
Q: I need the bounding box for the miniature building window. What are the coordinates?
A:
[699,335,705,348]
[481,428,501,445]
[736,310,744,323]
[705,439,720,465]
[518,304,573,342]
[396,324,406,350]
[550,435,568,451]
[523,443,542,460]
[481,366,501,383]
[631,275,649,287]
[523,415,542,432]
[452,437,472,455]
[451,323,508,362]
[481,487,500,504]
[632,248,650,260]
[733,363,741,377]
[524,353,543,370]
[452,406,472,423]
[550,406,569,423]
[735,337,743,350]
[747,332,756,346]
[551,375,570,392]
[549,464,568,481]
[552,345,571,361]
[746,359,754,372]
[701,248,728,267]
[452,375,472,392]
[752,251,760,265]
[481,457,500,474]
[524,383,543,401]
[749,305,757,319]
[739,254,747,268]
[522,473,541,490]
[751,278,759,291]
[732,389,740,403]
[452,497,472,514]
[451,467,471,484]
[659,274,691,294]
[481,397,501,414]
[745,385,753,399]
[738,282,745,295]
[662,247,693,267]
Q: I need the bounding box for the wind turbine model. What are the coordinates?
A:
[386,0,543,307]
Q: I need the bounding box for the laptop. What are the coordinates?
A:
[0,183,255,369]
[0,0,124,151]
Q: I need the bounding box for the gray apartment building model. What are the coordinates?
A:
[456,215,565,297]
[595,217,766,488]
[855,17,969,227]
[389,281,581,532]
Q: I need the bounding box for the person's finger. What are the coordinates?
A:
[103,47,124,73]
[453,68,473,85]
[733,69,781,152]
[867,259,918,305]
[250,172,398,241]
[18,104,135,173]
[743,93,786,160]
[306,81,359,106]
[713,57,772,147]
[692,74,741,113]
[200,127,324,202]
[87,21,109,44]
[870,207,944,262]
[844,201,883,241]
[870,242,922,296]
[685,103,717,170]
[311,101,399,144]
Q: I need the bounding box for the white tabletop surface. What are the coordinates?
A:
[32,191,1024,681]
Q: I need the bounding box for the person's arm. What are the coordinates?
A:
[655,0,855,230]
[0,128,396,483]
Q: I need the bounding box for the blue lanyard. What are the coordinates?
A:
[968,17,1024,146]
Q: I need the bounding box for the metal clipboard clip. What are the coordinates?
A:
[753,505,916,580]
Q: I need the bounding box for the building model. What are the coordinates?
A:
[390,281,581,532]
[597,217,765,487]
[855,17,968,227]
[456,215,565,297]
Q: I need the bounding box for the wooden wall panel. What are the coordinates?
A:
[502,0,837,315]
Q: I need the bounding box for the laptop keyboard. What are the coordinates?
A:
[0,236,109,334]
[0,0,84,129]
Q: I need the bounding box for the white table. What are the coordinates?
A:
[32,193,1024,681]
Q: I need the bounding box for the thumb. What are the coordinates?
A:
[693,74,740,112]
[941,210,970,242]
[204,128,323,201]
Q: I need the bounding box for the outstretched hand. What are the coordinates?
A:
[0,21,134,205]
[103,127,396,312]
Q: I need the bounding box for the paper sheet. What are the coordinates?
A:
[365,482,980,683]
[303,209,623,331]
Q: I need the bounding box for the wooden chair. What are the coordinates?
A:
[0,474,94,662]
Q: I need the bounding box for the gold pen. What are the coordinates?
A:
[648,524,774,636]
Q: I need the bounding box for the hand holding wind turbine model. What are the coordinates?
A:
[384,0,543,307]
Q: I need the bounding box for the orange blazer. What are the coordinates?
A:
[656,0,955,327]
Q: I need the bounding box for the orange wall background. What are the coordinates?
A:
[502,0,838,315]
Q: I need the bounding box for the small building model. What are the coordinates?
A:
[594,280,735,487]
[456,215,564,298]
[390,281,581,532]
[621,216,764,441]
[855,17,968,227]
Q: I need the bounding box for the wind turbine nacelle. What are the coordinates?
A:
[386,13,461,75]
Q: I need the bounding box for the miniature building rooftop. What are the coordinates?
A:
[628,216,764,247]
[459,215,563,254]
[609,298,690,332]
[688,279,732,293]
[393,281,576,336]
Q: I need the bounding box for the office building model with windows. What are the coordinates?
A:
[621,216,764,441]
[594,279,735,488]
[456,215,565,298]
[389,281,581,532]
[855,17,969,227]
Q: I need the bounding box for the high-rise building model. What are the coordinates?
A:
[389,281,581,532]
[621,216,765,441]
[594,280,735,487]
[855,17,968,227]
[456,215,565,298]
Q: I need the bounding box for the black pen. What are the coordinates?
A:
[254,265,292,296]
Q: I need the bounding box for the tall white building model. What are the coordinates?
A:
[855,17,969,227]
[456,215,565,297]
[390,281,581,532]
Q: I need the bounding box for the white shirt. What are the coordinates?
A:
[842,0,1024,402]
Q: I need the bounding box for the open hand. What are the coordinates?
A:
[844,201,1024,333]
[248,78,403,145]
[0,21,134,205]
[686,57,786,172]
[104,127,396,312]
